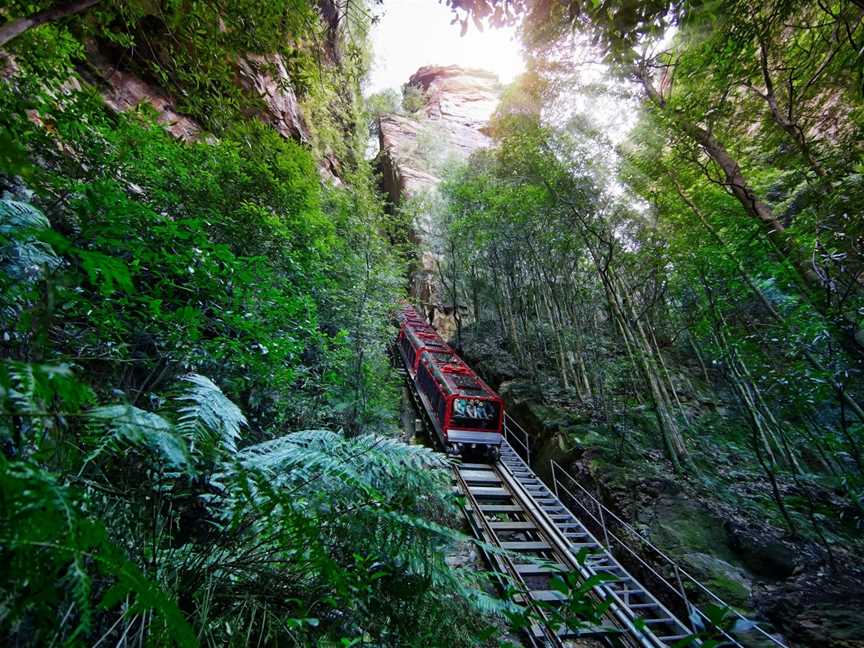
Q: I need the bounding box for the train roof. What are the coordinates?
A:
[397,303,502,402]
[395,304,426,325]
[403,324,450,354]
[419,349,500,401]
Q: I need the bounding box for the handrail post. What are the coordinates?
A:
[673,564,694,631]
[597,498,611,548]
[551,461,559,499]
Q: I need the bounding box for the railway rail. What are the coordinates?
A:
[454,449,694,647]
[398,349,788,648]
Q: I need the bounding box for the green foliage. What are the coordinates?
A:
[0,2,513,644]
[87,404,188,469]
[438,0,864,586]
[0,455,196,647]
[0,359,500,646]
[3,0,324,131]
[365,87,402,118]
[176,374,246,456]
[402,83,428,113]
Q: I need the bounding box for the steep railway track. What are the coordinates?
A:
[454,450,695,648]
[401,364,695,647]
[454,459,615,647]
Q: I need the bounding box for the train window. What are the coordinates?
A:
[450,399,500,430]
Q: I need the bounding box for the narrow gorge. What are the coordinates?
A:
[1,1,863,647]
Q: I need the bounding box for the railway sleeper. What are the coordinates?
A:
[532,623,622,640]
[460,473,501,484]
[479,504,522,512]
[502,541,552,551]
[468,487,509,498]
[514,563,567,575]
[489,521,536,531]
[528,590,567,602]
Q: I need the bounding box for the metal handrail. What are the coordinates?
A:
[550,460,788,648]
[503,412,531,465]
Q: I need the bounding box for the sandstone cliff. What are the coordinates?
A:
[74,42,332,180]
[377,65,500,337]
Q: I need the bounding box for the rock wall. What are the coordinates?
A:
[377,65,500,338]
[82,45,203,142]
[75,42,338,183]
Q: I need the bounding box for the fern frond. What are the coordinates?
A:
[87,404,189,469]
[223,431,378,502]
[0,199,51,231]
[0,199,61,281]
[175,374,245,455]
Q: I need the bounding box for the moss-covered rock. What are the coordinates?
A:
[682,552,752,608]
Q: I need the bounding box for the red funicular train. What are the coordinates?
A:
[396,305,503,459]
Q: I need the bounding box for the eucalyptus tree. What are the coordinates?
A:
[448,0,864,354]
[441,89,695,471]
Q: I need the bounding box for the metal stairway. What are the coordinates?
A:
[497,440,694,646]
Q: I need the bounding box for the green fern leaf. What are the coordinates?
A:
[0,199,51,232]
[87,404,189,469]
[0,199,61,281]
[176,374,245,455]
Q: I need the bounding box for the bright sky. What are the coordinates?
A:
[365,0,526,95]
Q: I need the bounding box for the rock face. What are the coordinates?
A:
[407,65,498,154]
[77,44,338,181]
[83,45,203,142]
[377,65,500,335]
[236,53,309,143]
[379,65,498,198]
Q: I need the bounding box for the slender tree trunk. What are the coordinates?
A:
[0,0,101,48]
[746,33,828,180]
[636,67,785,234]
[703,283,798,533]
[671,175,864,422]
[634,66,843,304]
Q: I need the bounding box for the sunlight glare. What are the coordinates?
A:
[366,0,526,95]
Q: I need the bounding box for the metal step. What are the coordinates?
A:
[456,439,697,648]
[644,618,676,626]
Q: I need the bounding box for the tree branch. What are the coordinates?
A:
[0,0,101,49]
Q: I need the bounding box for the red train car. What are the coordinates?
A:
[397,323,451,376]
[395,305,503,459]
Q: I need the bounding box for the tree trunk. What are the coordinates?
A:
[670,175,864,422]
[0,0,101,48]
[634,66,835,298]
[751,34,827,180]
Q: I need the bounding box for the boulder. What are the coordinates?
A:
[757,565,864,647]
[682,552,753,608]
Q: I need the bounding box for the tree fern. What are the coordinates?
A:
[0,361,90,452]
[175,374,246,456]
[86,404,190,470]
[0,199,61,281]
[0,456,196,646]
